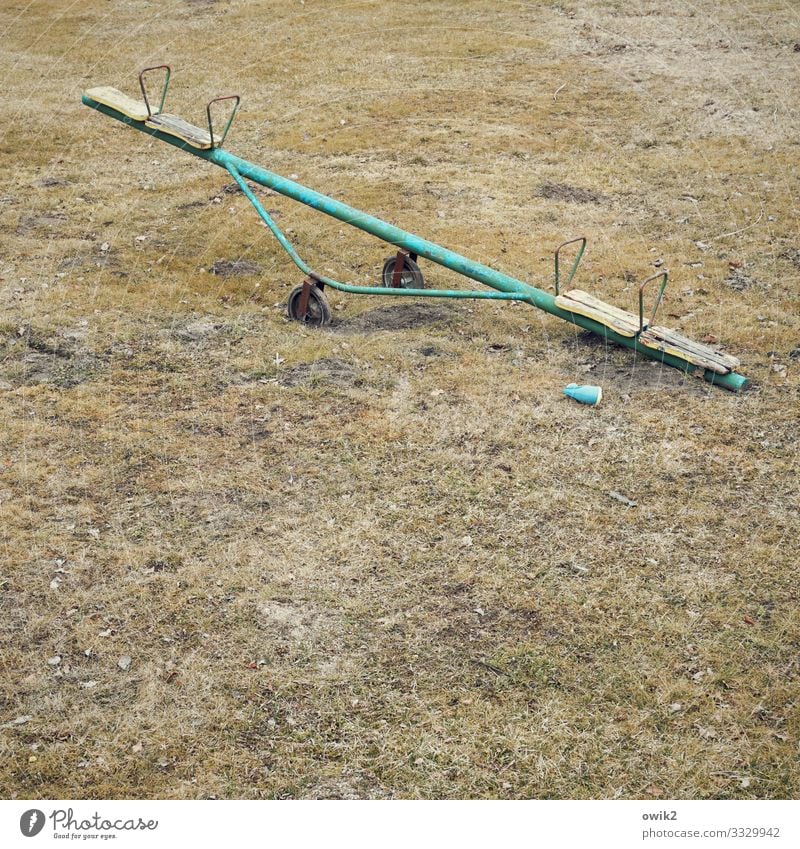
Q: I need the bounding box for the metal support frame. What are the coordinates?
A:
[391,249,409,288]
[297,276,314,321]
[80,90,749,392]
[222,159,528,304]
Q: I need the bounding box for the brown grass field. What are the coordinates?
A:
[0,0,798,799]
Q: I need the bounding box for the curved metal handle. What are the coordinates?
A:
[206,95,240,148]
[554,236,586,295]
[639,270,668,332]
[138,65,171,118]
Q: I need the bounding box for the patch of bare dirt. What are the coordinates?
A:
[724,268,760,291]
[417,344,444,357]
[219,181,273,197]
[172,318,223,342]
[779,249,800,269]
[5,351,101,388]
[210,259,263,277]
[57,256,86,271]
[536,182,606,204]
[15,212,68,235]
[33,176,72,188]
[332,302,456,333]
[277,357,359,388]
[258,600,325,641]
[301,770,390,800]
[564,333,709,396]
[0,326,102,388]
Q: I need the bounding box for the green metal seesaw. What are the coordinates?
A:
[81,66,747,391]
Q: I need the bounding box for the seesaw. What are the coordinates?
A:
[81,66,746,391]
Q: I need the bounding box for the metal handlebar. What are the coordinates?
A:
[138,65,171,118]
[206,95,240,148]
[639,270,668,332]
[554,236,587,295]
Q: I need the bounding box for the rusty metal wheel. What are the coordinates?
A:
[381,254,425,289]
[287,284,331,327]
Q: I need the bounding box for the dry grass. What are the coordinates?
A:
[1,0,798,800]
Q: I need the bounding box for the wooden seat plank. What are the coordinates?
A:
[145,113,212,149]
[555,289,641,337]
[639,326,740,374]
[85,86,149,122]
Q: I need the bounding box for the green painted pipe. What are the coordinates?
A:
[81,95,748,392]
[226,163,528,302]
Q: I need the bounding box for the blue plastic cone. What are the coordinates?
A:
[563,383,603,406]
